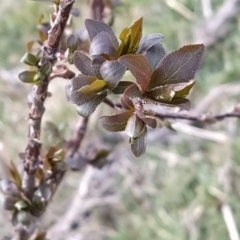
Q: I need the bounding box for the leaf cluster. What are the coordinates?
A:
[64,18,204,157]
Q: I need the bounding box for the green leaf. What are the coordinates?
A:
[149,44,205,89]
[137,33,164,53]
[100,60,126,90]
[119,54,151,93]
[124,83,142,98]
[20,52,39,66]
[40,62,52,76]
[74,51,99,77]
[118,17,143,55]
[129,17,143,52]
[121,95,134,110]
[118,27,131,56]
[79,79,107,94]
[112,81,134,94]
[89,32,117,59]
[18,71,38,84]
[77,91,107,117]
[65,76,96,105]
[144,43,166,70]
[130,125,147,158]
[125,114,145,138]
[99,110,133,132]
[85,19,119,49]
[174,80,195,98]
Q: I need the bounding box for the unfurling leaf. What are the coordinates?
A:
[119,54,151,93]
[89,32,117,59]
[131,126,147,158]
[125,114,145,138]
[118,17,143,55]
[149,44,205,89]
[85,19,119,49]
[99,110,133,132]
[100,60,126,90]
[121,95,134,110]
[20,52,39,66]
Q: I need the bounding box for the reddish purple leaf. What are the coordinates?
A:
[149,44,205,89]
[136,110,157,128]
[131,126,147,158]
[125,114,145,138]
[99,110,133,132]
[124,83,142,98]
[74,51,99,77]
[85,19,119,49]
[112,81,134,94]
[89,32,117,59]
[121,95,134,110]
[119,54,151,93]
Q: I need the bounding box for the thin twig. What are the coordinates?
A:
[154,110,240,123]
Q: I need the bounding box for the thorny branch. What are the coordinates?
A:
[14,0,75,239]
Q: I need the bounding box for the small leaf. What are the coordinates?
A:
[67,34,79,53]
[76,91,107,117]
[131,126,147,158]
[100,60,126,90]
[118,27,131,56]
[40,62,52,76]
[129,17,143,53]
[149,44,205,89]
[89,32,117,59]
[119,54,151,93]
[15,200,28,211]
[137,33,164,53]
[19,71,38,84]
[74,51,99,77]
[121,95,134,110]
[144,43,166,70]
[20,52,39,66]
[124,83,142,98]
[85,19,119,49]
[125,114,145,138]
[112,81,134,94]
[99,110,133,132]
[79,79,107,94]
[136,111,157,128]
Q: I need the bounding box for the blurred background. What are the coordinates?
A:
[1,0,240,239]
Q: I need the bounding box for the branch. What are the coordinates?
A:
[194,0,240,48]
[14,0,75,239]
[154,109,240,123]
